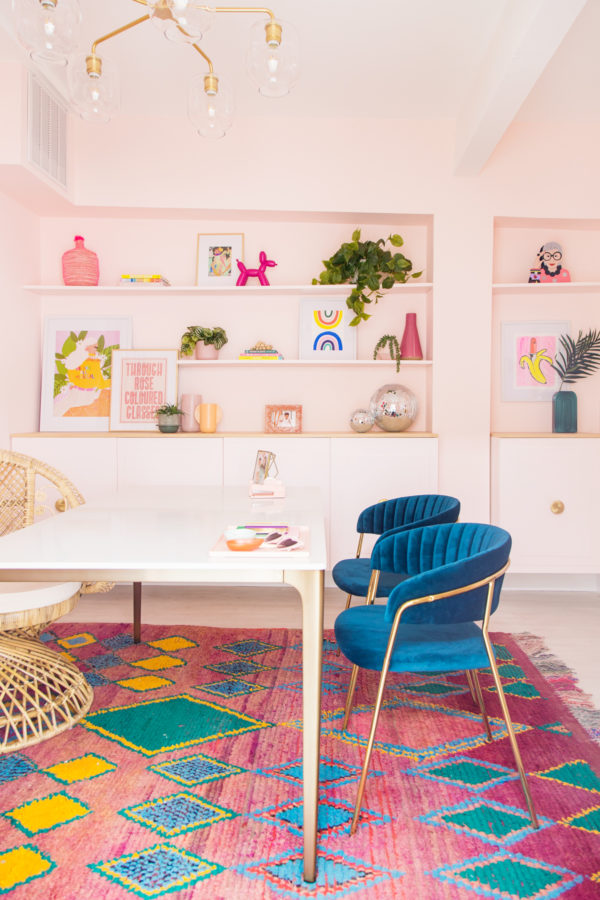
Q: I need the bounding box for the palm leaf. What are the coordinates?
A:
[551,329,600,385]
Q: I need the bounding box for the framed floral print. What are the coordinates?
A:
[40,316,132,432]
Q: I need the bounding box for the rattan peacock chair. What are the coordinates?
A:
[0,449,112,751]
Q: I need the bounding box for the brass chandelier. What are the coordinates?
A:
[13,0,300,138]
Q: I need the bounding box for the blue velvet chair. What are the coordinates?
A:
[332,495,461,610]
[334,522,538,834]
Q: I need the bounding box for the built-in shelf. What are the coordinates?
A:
[25,282,433,297]
[177,358,432,368]
[492,282,600,294]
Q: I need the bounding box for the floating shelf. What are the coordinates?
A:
[25,282,433,297]
[492,282,600,294]
[177,358,432,368]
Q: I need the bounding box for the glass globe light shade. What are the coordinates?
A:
[147,0,214,43]
[13,0,81,64]
[188,73,234,139]
[68,54,119,123]
[247,18,299,98]
[369,383,418,432]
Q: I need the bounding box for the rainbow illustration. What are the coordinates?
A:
[312,330,343,352]
[313,309,343,329]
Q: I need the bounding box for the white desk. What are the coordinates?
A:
[0,485,326,882]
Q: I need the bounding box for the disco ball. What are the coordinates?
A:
[349,408,375,433]
[369,383,417,432]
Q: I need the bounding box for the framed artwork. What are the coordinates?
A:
[40,316,132,432]
[196,232,244,286]
[109,349,178,431]
[252,450,278,484]
[265,405,303,433]
[299,297,356,360]
[501,320,569,402]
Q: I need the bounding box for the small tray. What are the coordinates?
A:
[210,526,310,557]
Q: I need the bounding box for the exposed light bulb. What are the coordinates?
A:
[13,0,81,64]
[247,18,299,98]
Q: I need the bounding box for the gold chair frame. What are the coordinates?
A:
[341,561,539,834]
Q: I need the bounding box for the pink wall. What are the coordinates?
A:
[0,192,41,447]
[2,75,600,520]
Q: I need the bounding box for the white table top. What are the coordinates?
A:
[0,485,327,583]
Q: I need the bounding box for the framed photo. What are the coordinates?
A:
[110,349,178,431]
[501,320,569,402]
[252,450,278,484]
[265,405,303,434]
[196,233,244,286]
[40,316,132,432]
[299,297,356,360]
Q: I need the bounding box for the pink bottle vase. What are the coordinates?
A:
[62,235,99,286]
[400,312,423,360]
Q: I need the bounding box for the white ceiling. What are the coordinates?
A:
[0,0,599,173]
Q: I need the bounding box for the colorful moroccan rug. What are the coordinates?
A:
[1,623,600,899]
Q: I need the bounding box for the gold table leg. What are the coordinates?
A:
[284,569,324,883]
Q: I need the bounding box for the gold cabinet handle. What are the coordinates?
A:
[55,498,67,513]
[550,500,565,515]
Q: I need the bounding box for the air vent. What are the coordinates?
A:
[27,73,67,190]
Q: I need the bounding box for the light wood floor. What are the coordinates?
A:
[64,584,600,708]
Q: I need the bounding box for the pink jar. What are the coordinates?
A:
[62,235,99,286]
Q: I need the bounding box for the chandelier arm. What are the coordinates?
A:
[189,39,214,74]
[214,7,276,23]
[91,14,151,57]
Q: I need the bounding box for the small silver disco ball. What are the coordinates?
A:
[369,383,417,432]
[349,408,375,433]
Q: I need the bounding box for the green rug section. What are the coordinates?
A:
[537,759,600,793]
[82,694,272,756]
[458,857,565,897]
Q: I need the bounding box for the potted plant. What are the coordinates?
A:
[373,334,401,372]
[550,328,600,432]
[312,229,422,326]
[180,326,228,359]
[155,403,183,433]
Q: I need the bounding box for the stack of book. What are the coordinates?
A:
[120,274,171,285]
[239,343,283,360]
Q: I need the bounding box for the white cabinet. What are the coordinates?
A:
[11,436,118,501]
[117,437,223,487]
[491,436,600,573]
[329,436,438,567]
[11,433,439,575]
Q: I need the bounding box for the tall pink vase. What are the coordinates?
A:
[62,235,99,286]
[400,312,423,360]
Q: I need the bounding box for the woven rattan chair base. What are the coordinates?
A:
[0,633,93,752]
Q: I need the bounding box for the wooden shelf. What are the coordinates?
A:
[24,282,434,297]
[12,431,438,439]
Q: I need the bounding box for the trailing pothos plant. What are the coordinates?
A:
[373,334,402,372]
[550,328,600,389]
[312,229,422,326]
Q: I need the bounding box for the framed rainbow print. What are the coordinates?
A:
[298,298,356,360]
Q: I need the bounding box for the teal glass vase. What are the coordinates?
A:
[552,390,577,433]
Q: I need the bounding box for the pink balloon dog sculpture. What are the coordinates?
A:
[236,251,277,286]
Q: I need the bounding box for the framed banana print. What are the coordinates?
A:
[40,316,132,432]
[196,232,244,286]
[501,320,569,401]
[110,349,178,431]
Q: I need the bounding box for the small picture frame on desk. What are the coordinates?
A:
[109,349,178,431]
[196,233,244,286]
[265,405,302,433]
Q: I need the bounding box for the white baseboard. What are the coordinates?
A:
[504,572,600,592]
